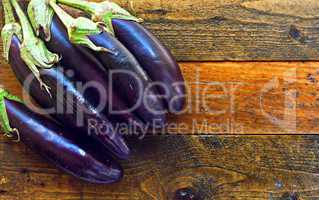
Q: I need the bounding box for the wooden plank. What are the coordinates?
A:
[2,0,319,61]
[2,61,319,134]
[110,0,319,61]
[0,135,319,200]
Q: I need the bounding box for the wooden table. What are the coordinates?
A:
[1,0,319,199]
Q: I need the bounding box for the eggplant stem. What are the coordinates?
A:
[2,0,15,24]
[55,0,143,34]
[1,0,22,61]
[57,0,95,14]
[50,0,114,53]
[49,0,74,28]
[0,88,22,141]
[27,0,55,41]
[4,128,20,142]
[10,0,35,40]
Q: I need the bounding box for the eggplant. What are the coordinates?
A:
[41,15,145,127]
[80,31,167,126]
[37,2,166,127]
[0,89,123,184]
[9,35,130,160]
[53,0,186,113]
[112,19,186,113]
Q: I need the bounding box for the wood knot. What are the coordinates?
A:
[307,73,317,84]
[0,189,7,194]
[174,188,198,200]
[280,192,299,200]
[210,16,226,25]
[19,168,29,174]
[289,25,307,44]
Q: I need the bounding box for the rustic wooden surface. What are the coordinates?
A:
[1,0,319,199]
[78,0,319,61]
[2,60,319,199]
[112,0,319,61]
[1,135,319,200]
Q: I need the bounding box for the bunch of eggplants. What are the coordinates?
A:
[0,0,186,183]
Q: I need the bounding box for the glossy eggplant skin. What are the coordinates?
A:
[44,15,143,126]
[112,19,186,113]
[4,98,123,184]
[9,35,130,160]
[81,32,166,126]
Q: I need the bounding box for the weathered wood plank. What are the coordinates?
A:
[2,61,319,134]
[110,0,319,61]
[1,135,319,200]
[2,0,319,61]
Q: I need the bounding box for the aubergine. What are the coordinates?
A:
[0,89,123,184]
[41,15,145,126]
[80,31,167,126]
[9,35,130,160]
[112,19,186,113]
[39,2,167,127]
[51,0,186,113]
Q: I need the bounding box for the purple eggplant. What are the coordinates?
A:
[79,31,167,126]
[40,2,166,127]
[112,19,186,113]
[9,35,130,160]
[1,91,123,184]
[41,15,144,126]
[51,0,186,113]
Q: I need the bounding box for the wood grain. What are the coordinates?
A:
[1,1,319,199]
[2,61,319,134]
[90,0,319,61]
[1,135,319,200]
[3,0,319,61]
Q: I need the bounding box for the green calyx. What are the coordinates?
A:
[50,0,112,52]
[0,88,22,142]
[1,0,22,61]
[56,0,143,35]
[28,0,54,41]
[1,23,22,61]
[19,37,58,96]
[94,1,143,22]
[10,0,59,96]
